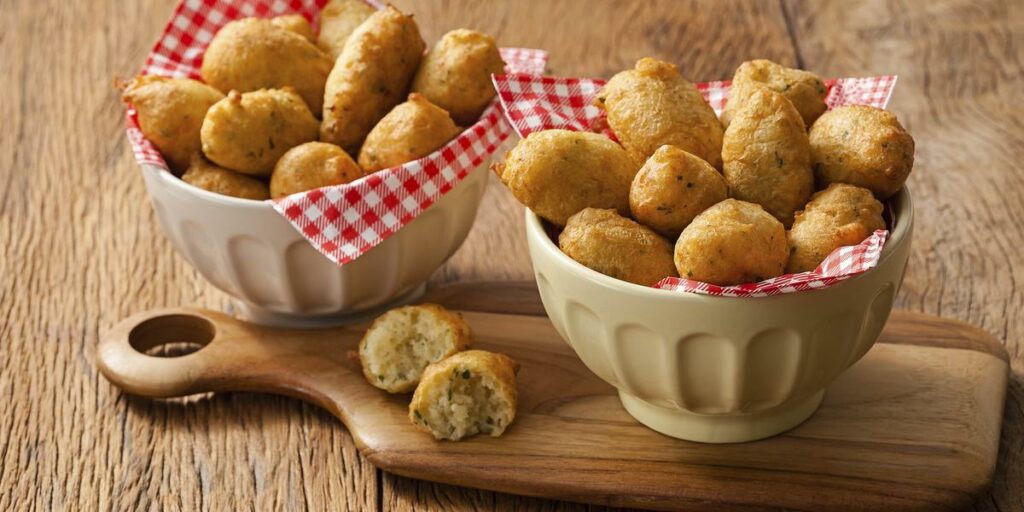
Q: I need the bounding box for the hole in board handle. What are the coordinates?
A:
[128,314,216,358]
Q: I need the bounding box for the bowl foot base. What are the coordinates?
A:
[229,283,427,328]
[619,389,825,443]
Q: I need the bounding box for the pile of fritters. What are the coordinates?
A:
[495,58,914,286]
[121,1,506,201]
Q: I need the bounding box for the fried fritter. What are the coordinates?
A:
[200,88,319,176]
[559,208,678,286]
[629,145,728,238]
[492,129,639,226]
[411,29,506,126]
[809,105,915,199]
[596,57,724,169]
[358,94,462,172]
[271,14,315,43]
[359,304,473,394]
[786,183,886,273]
[410,350,518,441]
[674,199,788,285]
[181,153,270,200]
[721,59,828,129]
[201,17,333,113]
[270,142,363,198]
[119,75,224,171]
[317,0,376,60]
[321,6,425,153]
[722,87,813,227]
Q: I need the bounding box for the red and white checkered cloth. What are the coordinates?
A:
[124,0,548,265]
[494,74,896,139]
[493,72,898,297]
[655,230,889,297]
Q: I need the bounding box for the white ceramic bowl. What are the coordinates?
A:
[141,162,489,327]
[526,188,913,443]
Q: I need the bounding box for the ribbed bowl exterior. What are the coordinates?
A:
[141,164,488,318]
[527,189,913,417]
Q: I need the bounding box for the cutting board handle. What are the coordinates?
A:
[95,282,545,401]
[96,307,354,401]
[98,308,242,397]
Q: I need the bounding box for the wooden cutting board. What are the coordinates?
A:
[96,282,1009,511]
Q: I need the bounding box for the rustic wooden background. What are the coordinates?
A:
[1,0,1021,510]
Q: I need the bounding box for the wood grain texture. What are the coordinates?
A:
[0,1,379,510]
[95,301,1008,511]
[0,0,1021,510]
[783,2,1024,511]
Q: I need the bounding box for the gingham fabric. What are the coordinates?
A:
[493,72,898,297]
[124,0,548,265]
[495,73,897,139]
[654,230,889,297]
[146,0,327,80]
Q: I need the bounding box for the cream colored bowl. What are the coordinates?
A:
[141,163,488,327]
[526,188,913,443]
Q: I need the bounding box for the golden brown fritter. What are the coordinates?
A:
[674,199,788,285]
[809,105,915,199]
[359,304,473,394]
[200,88,319,176]
[596,57,724,169]
[722,87,813,227]
[270,142,363,198]
[629,145,728,238]
[357,94,462,172]
[411,29,506,126]
[721,59,828,129]
[492,129,639,227]
[559,208,678,287]
[119,75,224,171]
[271,14,315,43]
[181,153,270,200]
[200,17,333,113]
[321,6,425,153]
[786,183,886,273]
[410,350,518,441]
[317,0,376,60]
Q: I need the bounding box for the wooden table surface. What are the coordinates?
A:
[2,0,1021,510]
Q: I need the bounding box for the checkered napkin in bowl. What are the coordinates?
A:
[125,0,548,265]
[492,72,898,297]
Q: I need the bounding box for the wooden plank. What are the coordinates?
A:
[2,0,1021,509]
[783,1,1024,510]
[0,0,380,510]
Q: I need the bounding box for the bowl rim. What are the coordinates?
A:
[525,186,914,302]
